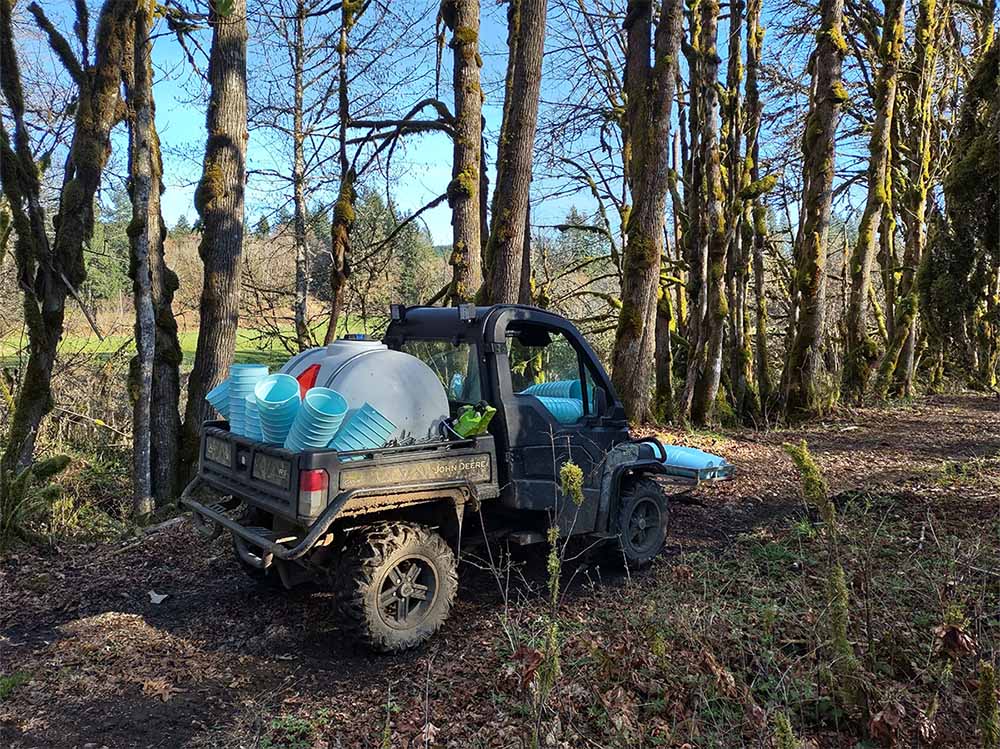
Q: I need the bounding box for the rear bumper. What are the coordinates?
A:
[179,476,478,561]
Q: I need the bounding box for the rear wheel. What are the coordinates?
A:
[337,522,457,652]
[616,478,670,568]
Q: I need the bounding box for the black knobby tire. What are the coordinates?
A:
[616,478,670,569]
[337,522,458,652]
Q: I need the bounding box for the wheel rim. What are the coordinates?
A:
[627,497,662,554]
[377,555,439,630]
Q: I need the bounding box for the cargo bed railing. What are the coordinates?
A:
[179,476,477,561]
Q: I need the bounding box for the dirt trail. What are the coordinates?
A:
[1,393,997,748]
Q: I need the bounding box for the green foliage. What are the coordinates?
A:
[171,214,193,235]
[0,671,30,702]
[981,661,1000,749]
[559,461,584,507]
[0,454,71,551]
[773,711,799,749]
[83,190,130,300]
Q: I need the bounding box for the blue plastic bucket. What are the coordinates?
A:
[205,379,231,419]
[285,388,348,451]
[228,364,268,435]
[329,402,396,455]
[663,445,723,469]
[255,373,301,444]
[522,380,582,399]
[535,395,584,424]
[244,394,263,442]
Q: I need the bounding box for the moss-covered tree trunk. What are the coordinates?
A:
[610,0,683,423]
[181,0,248,478]
[445,0,483,305]
[876,0,939,397]
[0,0,132,473]
[744,0,772,410]
[679,0,706,418]
[654,279,675,422]
[128,2,156,516]
[125,0,183,508]
[781,0,847,418]
[480,0,546,305]
[291,0,310,350]
[688,0,727,425]
[843,0,905,403]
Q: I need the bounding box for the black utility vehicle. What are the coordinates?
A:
[181,304,730,651]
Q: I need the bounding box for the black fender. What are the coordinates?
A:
[597,459,669,534]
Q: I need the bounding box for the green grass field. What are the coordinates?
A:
[0,318,367,371]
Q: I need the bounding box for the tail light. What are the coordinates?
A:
[297,468,329,518]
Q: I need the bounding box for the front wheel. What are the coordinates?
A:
[336,522,458,652]
[616,478,670,569]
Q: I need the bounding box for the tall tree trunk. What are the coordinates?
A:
[610,0,683,423]
[128,1,156,517]
[0,0,131,473]
[842,0,905,403]
[323,2,359,344]
[781,0,847,418]
[679,3,706,418]
[481,0,546,304]
[125,0,183,507]
[181,0,248,478]
[689,0,727,425]
[445,0,483,305]
[876,0,940,397]
[518,202,533,304]
[654,280,675,422]
[745,0,773,409]
[725,0,758,422]
[292,0,310,350]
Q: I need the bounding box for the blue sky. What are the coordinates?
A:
[148,1,535,245]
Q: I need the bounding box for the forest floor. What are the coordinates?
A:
[1,393,998,748]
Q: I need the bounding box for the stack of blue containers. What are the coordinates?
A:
[330,402,396,456]
[205,379,230,419]
[244,394,264,441]
[254,373,301,445]
[203,364,399,457]
[285,388,348,451]
[228,364,268,436]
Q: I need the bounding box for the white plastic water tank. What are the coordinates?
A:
[280,337,449,443]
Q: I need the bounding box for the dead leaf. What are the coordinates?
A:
[933,623,977,658]
[671,564,694,581]
[141,678,176,702]
[148,590,168,605]
[417,721,438,745]
[868,702,905,746]
[512,645,544,691]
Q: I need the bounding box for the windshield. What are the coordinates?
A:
[399,340,482,404]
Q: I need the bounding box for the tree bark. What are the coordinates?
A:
[446,0,483,305]
[689,0,727,426]
[292,0,310,350]
[323,2,357,345]
[781,0,847,418]
[842,0,905,403]
[481,0,546,304]
[128,1,156,517]
[609,0,683,423]
[745,0,773,409]
[0,0,132,473]
[124,0,183,508]
[181,0,248,478]
[876,0,939,397]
